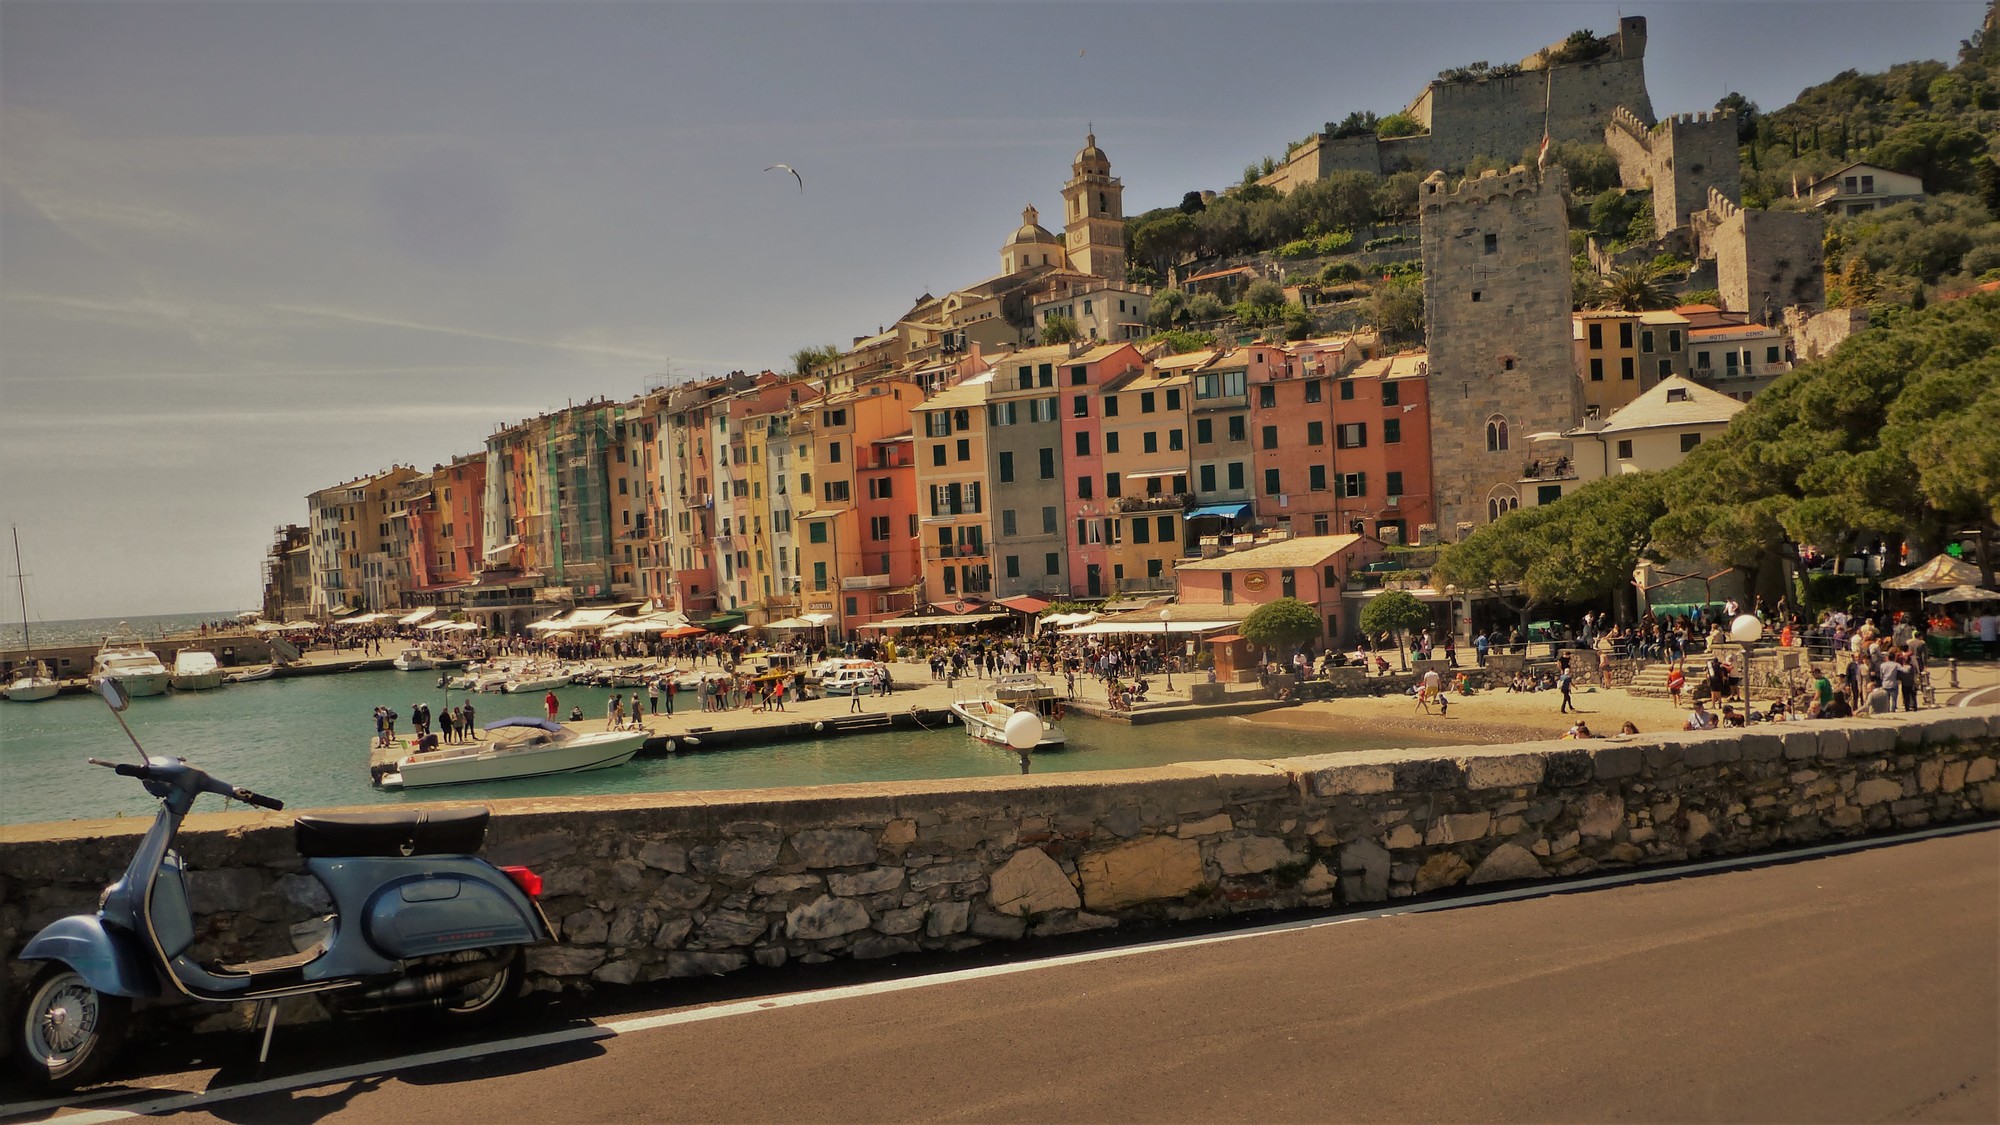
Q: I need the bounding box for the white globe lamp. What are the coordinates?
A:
[1003,709,1043,752]
[1728,614,1764,644]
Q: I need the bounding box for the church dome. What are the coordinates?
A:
[1072,132,1110,175]
[1007,204,1060,246]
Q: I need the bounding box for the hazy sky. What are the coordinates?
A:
[1,0,1984,622]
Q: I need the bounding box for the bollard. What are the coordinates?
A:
[1948,658,1959,689]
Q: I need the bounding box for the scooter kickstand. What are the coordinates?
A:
[255,1000,280,1066]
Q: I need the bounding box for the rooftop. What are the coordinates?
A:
[1592,376,1746,434]
[1174,533,1372,571]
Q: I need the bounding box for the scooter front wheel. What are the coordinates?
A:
[13,963,132,1089]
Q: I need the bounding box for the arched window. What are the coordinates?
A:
[1487,486,1520,523]
[1486,415,1510,452]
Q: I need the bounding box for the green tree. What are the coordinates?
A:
[1371,274,1424,339]
[1598,261,1676,311]
[1241,597,1324,654]
[1240,278,1287,321]
[1184,293,1226,323]
[1867,120,1992,192]
[1147,289,1188,328]
[1357,591,1431,670]
[1433,473,1668,625]
[1376,113,1422,138]
[790,344,840,377]
[1149,328,1218,355]
[1041,314,1080,345]
[1330,110,1381,139]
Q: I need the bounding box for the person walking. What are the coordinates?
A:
[1557,666,1576,714]
[544,690,559,720]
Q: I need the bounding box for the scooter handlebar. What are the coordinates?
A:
[233,787,285,811]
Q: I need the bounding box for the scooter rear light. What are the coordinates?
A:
[501,866,543,898]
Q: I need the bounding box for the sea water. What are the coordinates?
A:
[1,610,248,652]
[0,668,1414,826]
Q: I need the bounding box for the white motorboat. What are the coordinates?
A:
[4,529,59,702]
[950,674,1067,751]
[169,650,226,691]
[503,672,572,694]
[375,717,646,789]
[392,649,436,672]
[92,629,170,698]
[224,665,275,684]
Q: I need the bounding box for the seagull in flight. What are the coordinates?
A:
[765,164,804,192]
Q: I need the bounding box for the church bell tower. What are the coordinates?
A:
[1060,132,1125,283]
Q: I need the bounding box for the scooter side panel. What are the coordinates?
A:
[149,851,195,959]
[309,857,542,967]
[19,915,160,998]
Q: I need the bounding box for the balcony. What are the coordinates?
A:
[841,574,894,591]
[924,543,989,561]
[1518,457,1576,483]
[1111,493,1189,514]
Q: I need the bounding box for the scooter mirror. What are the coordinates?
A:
[95,677,130,712]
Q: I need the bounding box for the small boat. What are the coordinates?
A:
[4,660,59,702]
[223,665,275,684]
[169,650,226,691]
[92,628,170,698]
[374,717,645,789]
[4,529,59,702]
[503,672,572,694]
[391,649,436,672]
[950,674,1067,751]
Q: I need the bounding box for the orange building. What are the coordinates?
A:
[796,377,924,636]
[1331,352,1435,545]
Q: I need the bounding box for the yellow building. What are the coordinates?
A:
[914,374,994,605]
[1572,310,1646,414]
[1098,357,1190,596]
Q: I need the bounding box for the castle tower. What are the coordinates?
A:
[1060,132,1126,283]
[1419,166,1581,538]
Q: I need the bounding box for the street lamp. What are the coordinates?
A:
[1160,609,1174,692]
[1729,613,1763,714]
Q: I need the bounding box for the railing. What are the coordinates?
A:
[841,574,893,591]
[1116,576,1177,595]
[1111,493,1188,514]
[924,544,989,561]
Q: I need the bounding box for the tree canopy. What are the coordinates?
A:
[1241,597,1323,652]
[1357,591,1431,661]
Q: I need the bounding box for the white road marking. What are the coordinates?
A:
[1955,683,2000,708]
[13,820,1996,1123]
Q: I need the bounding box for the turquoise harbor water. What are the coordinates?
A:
[1,669,1409,826]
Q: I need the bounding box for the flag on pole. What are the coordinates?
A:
[1537,130,1550,173]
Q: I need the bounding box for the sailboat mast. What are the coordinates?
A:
[10,526,32,660]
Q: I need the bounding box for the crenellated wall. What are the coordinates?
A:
[3,708,1996,1047]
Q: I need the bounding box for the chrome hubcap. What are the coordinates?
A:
[31,977,98,1059]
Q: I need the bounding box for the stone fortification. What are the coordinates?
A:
[1265,16,1654,189]
[1693,187,1827,318]
[4,709,1995,1045]
[1604,106,1742,235]
[1419,166,1579,538]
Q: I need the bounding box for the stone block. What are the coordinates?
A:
[1778,730,1819,761]
[1077,836,1205,911]
[1296,862,1338,896]
[989,848,1081,916]
[652,916,693,949]
[1737,734,1785,763]
[753,945,788,969]
[1213,836,1296,877]
[1576,793,1625,841]
[652,873,710,912]
[1680,736,1736,769]
[792,829,878,869]
[881,819,918,847]
[925,900,971,937]
[1177,813,1233,838]
[849,935,920,960]
[694,910,769,947]
[1425,812,1492,845]
[784,895,871,940]
[1682,810,1713,840]
[606,905,656,949]
[593,959,642,986]
[1543,749,1594,788]
[1918,761,1943,793]
[1813,727,1851,760]
[1919,716,1988,746]
[1307,764,1395,796]
[1029,911,1119,938]
[1592,744,1643,780]
[562,907,609,945]
[1412,853,1471,893]
[1940,761,1969,794]
[827,867,903,897]
[1384,824,1422,850]
[909,859,985,892]
[528,946,606,977]
[1395,758,1462,791]
[1337,839,1390,903]
[1463,754,1544,790]
[715,835,783,878]
[1966,757,1997,784]
[1979,781,2000,813]
[751,874,822,896]
[1641,742,1685,772]
[1854,779,1905,807]
[1844,724,1899,758]
[665,951,748,978]
[968,909,1027,940]
[1467,843,1548,885]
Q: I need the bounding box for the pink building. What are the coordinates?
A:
[1173,533,1382,645]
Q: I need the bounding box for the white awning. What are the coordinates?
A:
[398,608,437,625]
[1059,620,1235,636]
[856,612,1007,630]
[526,617,573,632]
[333,612,388,626]
[1124,469,1184,479]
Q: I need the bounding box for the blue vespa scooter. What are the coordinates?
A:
[12,679,555,1088]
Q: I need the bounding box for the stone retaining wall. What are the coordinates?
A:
[3,709,1997,1042]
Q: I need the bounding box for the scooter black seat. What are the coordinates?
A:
[294,808,490,858]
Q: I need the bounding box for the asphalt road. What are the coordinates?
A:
[15,829,1998,1124]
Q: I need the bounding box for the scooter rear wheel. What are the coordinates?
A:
[435,948,524,1020]
[13,963,132,1089]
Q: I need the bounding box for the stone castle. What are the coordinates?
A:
[1266,16,1654,187]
